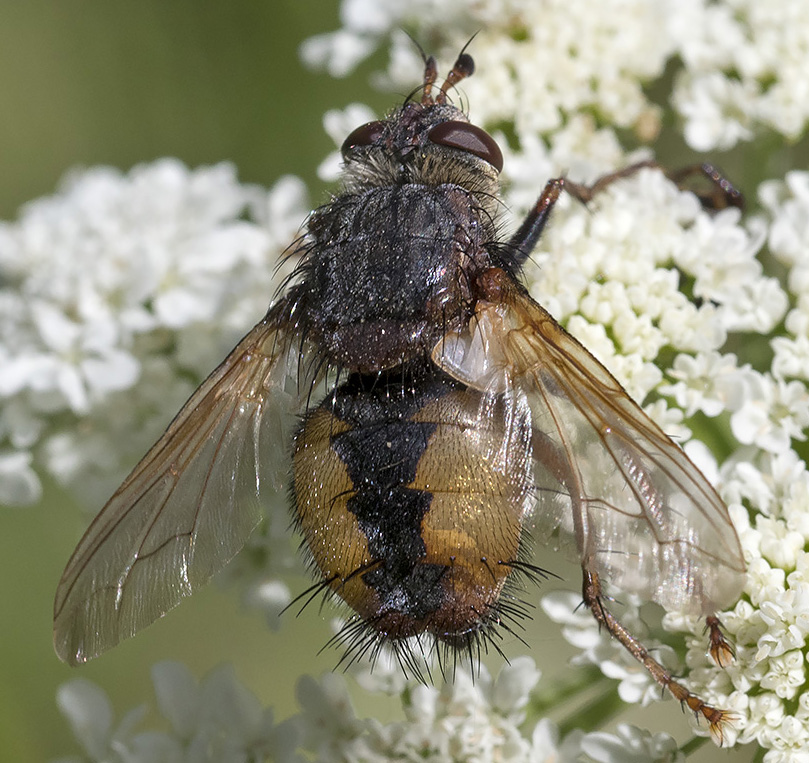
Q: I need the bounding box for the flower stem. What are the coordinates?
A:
[526,664,604,718]
[556,681,625,737]
[678,735,707,756]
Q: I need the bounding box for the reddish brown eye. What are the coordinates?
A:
[427,120,503,172]
[341,121,386,157]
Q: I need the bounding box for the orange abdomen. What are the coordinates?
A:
[291,370,533,648]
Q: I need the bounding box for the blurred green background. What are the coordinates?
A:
[0,4,768,762]
[0,1,391,220]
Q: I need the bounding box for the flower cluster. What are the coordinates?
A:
[0,161,308,619]
[16,0,807,761]
[524,162,809,763]
[0,160,308,509]
[302,0,673,154]
[55,657,686,763]
[54,662,296,763]
[671,0,809,150]
[657,176,809,758]
[302,0,809,153]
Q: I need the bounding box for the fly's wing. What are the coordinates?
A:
[54,307,310,664]
[432,274,746,617]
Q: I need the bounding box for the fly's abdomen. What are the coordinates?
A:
[291,371,532,646]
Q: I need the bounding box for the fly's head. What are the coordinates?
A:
[339,52,503,217]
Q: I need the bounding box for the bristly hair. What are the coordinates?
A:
[283,535,553,684]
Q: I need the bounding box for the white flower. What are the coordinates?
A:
[579,723,684,763]
[242,578,292,628]
[25,300,140,414]
[666,455,809,752]
[758,171,809,383]
[680,208,786,335]
[300,30,377,78]
[661,352,750,417]
[772,332,809,382]
[672,71,757,151]
[302,0,677,149]
[671,0,809,150]
[759,650,805,699]
[0,161,304,508]
[760,171,809,275]
[56,659,693,763]
[730,374,809,454]
[0,450,41,506]
[56,679,147,762]
[56,662,297,763]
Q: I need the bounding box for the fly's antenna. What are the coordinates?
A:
[412,33,478,105]
[435,52,475,104]
[435,34,478,104]
[400,31,437,105]
[421,55,439,104]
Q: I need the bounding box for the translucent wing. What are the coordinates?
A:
[54,307,309,664]
[433,273,746,616]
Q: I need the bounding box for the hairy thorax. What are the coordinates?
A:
[302,182,493,372]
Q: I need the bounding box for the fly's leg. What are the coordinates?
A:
[507,162,742,268]
[706,614,735,668]
[528,429,736,743]
[582,566,733,745]
[667,163,744,210]
[563,160,743,210]
[506,178,565,264]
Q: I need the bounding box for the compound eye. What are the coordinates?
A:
[427,121,503,172]
[341,121,386,157]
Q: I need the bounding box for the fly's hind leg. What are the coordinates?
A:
[532,431,737,742]
[581,566,732,745]
[705,614,735,668]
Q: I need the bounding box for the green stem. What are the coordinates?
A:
[526,665,604,718]
[678,735,707,757]
[556,682,625,737]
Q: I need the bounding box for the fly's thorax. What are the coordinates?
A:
[291,369,533,644]
[301,182,496,372]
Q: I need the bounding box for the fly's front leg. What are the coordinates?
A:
[507,178,565,266]
[563,160,743,210]
[506,161,742,270]
[581,566,733,744]
[667,163,744,210]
